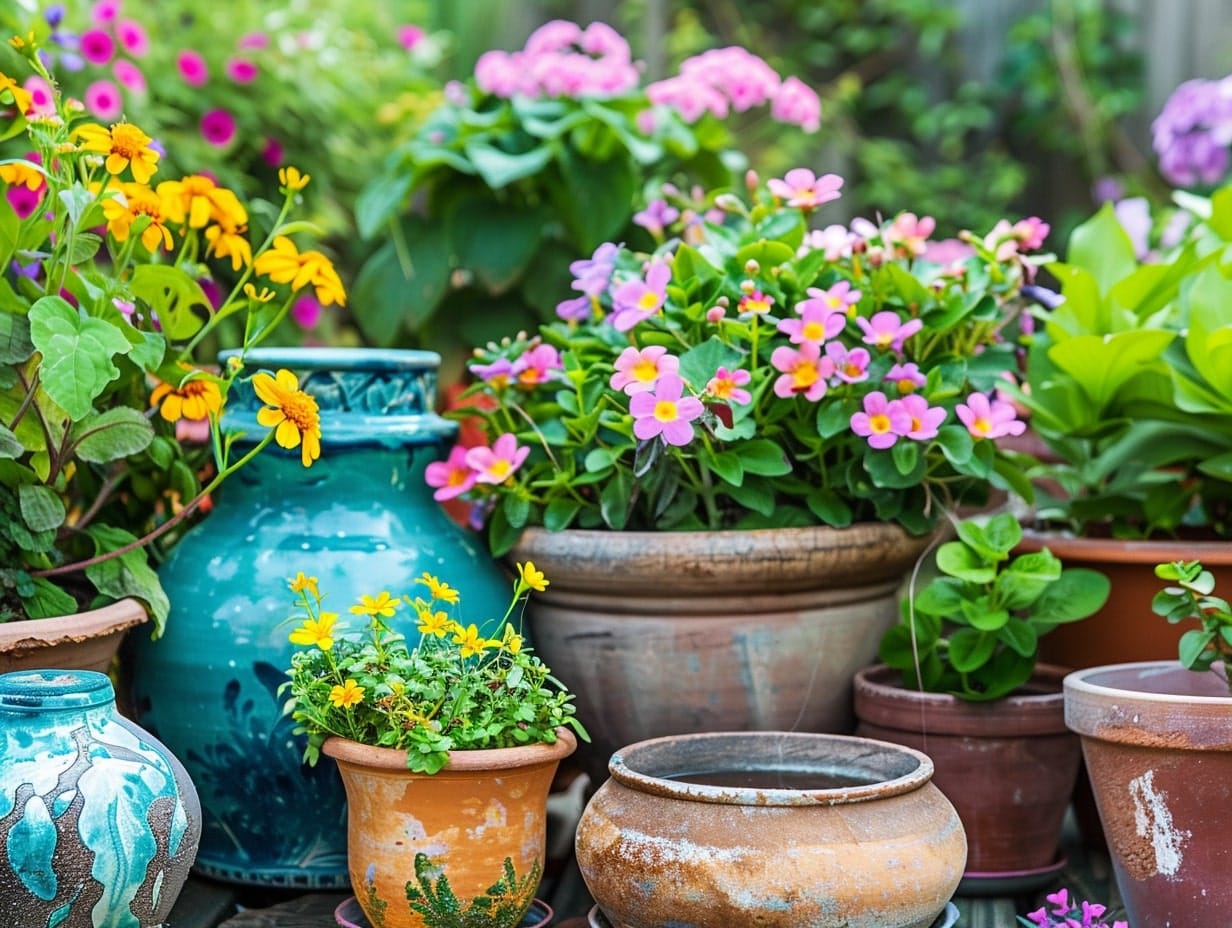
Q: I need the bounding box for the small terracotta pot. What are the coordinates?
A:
[1065,661,1232,925]
[853,664,1080,876]
[575,730,965,928]
[0,598,148,674]
[323,729,577,928]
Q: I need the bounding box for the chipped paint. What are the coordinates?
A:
[1128,769,1189,878]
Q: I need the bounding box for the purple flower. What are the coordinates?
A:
[609,263,671,332]
[629,374,704,446]
[885,362,927,394]
[469,357,515,388]
[1152,75,1232,186]
[557,242,618,319]
[633,199,680,238]
[44,4,66,27]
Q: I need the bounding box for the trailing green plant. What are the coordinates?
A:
[1154,560,1232,694]
[879,512,1111,701]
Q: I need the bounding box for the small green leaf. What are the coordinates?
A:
[1178,628,1215,670]
[129,265,212,340]
[948,627,997,673]
[736,439,790,477]
[599,468,631,529]
[708,450,743,486]
[543,497,581,532]
[999,619,1039,659]
[463,141,555,190]
[0,312,34,364]
[84,524,169,637]
[0,423,23,459]
[18,484,65,532]
[70,407,155,463]
[935,540,996,583]
[21,577,80,619]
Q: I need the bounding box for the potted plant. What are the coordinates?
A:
[0,42,341,669]
[1064,559,1232,925]
[854,511,1110,886]
[283,561,587,928]
[1019,888,1127,928]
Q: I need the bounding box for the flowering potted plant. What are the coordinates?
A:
[284,562,585,928]
[0,39,343,667]
[854,511,1110,883]
[1019,888,1127,928]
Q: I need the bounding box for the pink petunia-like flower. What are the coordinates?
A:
[200,108,236,147]
[778,300,845,345]
[465,433,530,485]
[512,343,562,387]
[1012,216,1050,250]
[116,19,149,56]
[629,374,704,446]
[237,32,270,51]
[825,342,871,384]
[897,394,946,440]
[767,168,843,209]
[225,58,259,83]
[738,290,775,316]
[80,28,115,66]
[770,75,821,132]
[884,212,936,257]
[22,76,56,115]
[609,262,671,332]
[91,0,121,25]
[290,295,322,329]
[112,58,146,94]
[885,362,928,394]
[851,391,912,449]
[705,366,752,406]
[84,79,123,121]
[468,357,515,389]
[800,224,854,261]
[425,445,478,501]
[957,393,1027,440]
[807,280,862,314]
[261,137,284,167]
[857,311,923,352]
[771,341,836,402]
[397,24,426,50]
[177,50,209,87]
[610,345,678,395]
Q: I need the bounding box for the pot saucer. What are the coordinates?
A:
[588,900,961,927]
[957,854,1068,897]
[335,896,553,927]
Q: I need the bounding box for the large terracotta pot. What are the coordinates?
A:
[323,729,577,928]
[0,598,147,674]
[509,523,932,784]
[853,664,1080,882]
[1065,661,1232,925]
[575,731,966,928]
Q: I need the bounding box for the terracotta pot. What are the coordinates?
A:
[1065,661,1232,925]
[508,523,932,784]
[1018,531,1232,669]
[853,664,1080,877]
[323,729,577,928]
[575,731,965,928]
[0,598,148,674]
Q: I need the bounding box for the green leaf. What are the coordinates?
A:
[935,540,996,583]
[28,296,130,419]
[1047,330,1175,412]
[999,619,1039,659]
[84,524,170,637]
[1178,628,1215,670]
[864,446,926,488]
[996,551,1061,609]
[543,497,581,532]
[0,423,23,459]
[0,312,34,364]
[678,337,742,392]
[961,601,1009,632]
[463,141,555,190]
[1067,201,1139,296]
[735,239,796,269]
[805,488,852,526]
[0,199,18,267]
[913,577,965,617]
[18,484,65,532]
[980,512,1023,557]
[21,577,80,620]
[891,439,918,476]
[816,400,851,439]
[736,439,791,477]
[70,407,155,463]
[1030,568,1111,627]
[501,493,530,530]
[351,219,452,345]
[555,149,638,250]
[708,450,743,486]
[599,467,631,529]
[355,171,414,239]
[947,627,996,673]
[449,200,544,294]
[724,477,775,516]
[128,265,212,340]
[67,232,102,265]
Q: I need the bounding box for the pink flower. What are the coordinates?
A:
[397,24,426,50]
[610,345,678,395]
[237,31,269,50]
[857,311,923,352]
[646,76,729,123]
[885,362,927,394]
[897,394,946,440]
[633,199,679,237]
[610,263,671,332]
[825,342,870,384]
[116,19,148,56]
[807,279,861,313]
[200,108,236,147]
[84,80,122,121]
[738,290,774,316]
[261,137,284,167]
[425,445,478,501]
[6,160,44,218]
[1013,216,1050,250]
[800,224,854,260]
[957,393,1026,440]
[851,391,912,449]
[705,366,752,406]
[884,212,936,257]
[465,433,530,484]
[22,76,56,115]
[524,19,583,55]
[177,50,209,87]
[468,357,515,389]
[225,58,259,83]
[80,28,115,65]
[770,76,821,132]
[512,343,562,387]
[290,295,322,329]
[629,374,704,446]
[778,300,846,346]
[767,168,843,209]
[91,0,121,24]
[771,342,835,402]
[112,59,146,94]
[475,50,527,98]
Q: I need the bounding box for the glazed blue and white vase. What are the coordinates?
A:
[124,348,510,888]
[0,669,200,927]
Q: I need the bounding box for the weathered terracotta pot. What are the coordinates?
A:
[575,731,966,928]
[323,729,577,928]
[0,598,148,674]
[1065,661,1232,925]
[853,664,1080,877]
[508,524,932,784]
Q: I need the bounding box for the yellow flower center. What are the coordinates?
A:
[792,365,819,389]
[637,291,660,311]
[488,459,511,479]
[447,469,469,487]
[869,413,892,434]
[897,378,917,394]
[632,359,658,381]
[109,123,150,159]
[971,417,991,436]
[802,321,825,341]
[842,362,862,378]
[281,391,320,431]
[653,400,678,422]
[712,379,734,399]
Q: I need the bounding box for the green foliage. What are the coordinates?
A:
[404,853,541,928]
[1153,561,1232,694]
[880,513,1110,700]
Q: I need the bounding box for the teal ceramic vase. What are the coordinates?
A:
[124,348,510,888]
[0,669,200,927]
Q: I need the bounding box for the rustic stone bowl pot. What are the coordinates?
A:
[574,731,966,928]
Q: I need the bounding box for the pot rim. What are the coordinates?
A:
[321,726,578,772]
[606,730,935,807]
[0,597,148,652]
[1064,660,1232,704]
[1018,529,1232,563]
[218,346,442,372]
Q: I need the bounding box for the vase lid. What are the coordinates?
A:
[0,669,115,711]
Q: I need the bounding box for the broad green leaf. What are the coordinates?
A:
[543,497,581,532]
[1030,568,1111,627]
[863,446,926,488]
[891,439,918,477]
[724,477,775,516]
[1178,628,1215,670]
[28,296,130,419]
[935,540,996,583]
[735,239,795,269]
[554,149,638,250]
[981,512,1023,557]
[913,577,965,617]
[736,439,790,477]
[84,525,170,637]
[947,627,996,673]
[0,423,22,459]
[449,200,544,294]
[707,450,743,486]
[1047,330,1175,412]
[501,493,530,529]
[599,467,631,529]
[18,483,65,532]
[996,552,1061,609]
[999,618,1038,658]
[463,141,554,190]
[961,601,1009,632]
[678,337,742,392]
[805,488,852,526]
[351,219,452,345]
[0,311,34,364]
[21,577,80,619]
[128,265,211,340]
[1066,201,1138,297]
[70,407,155,463]
[1183,266,1232,400]
[0,200,18,266]
[355,171,414,239]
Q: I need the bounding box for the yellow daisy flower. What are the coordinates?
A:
[517,561,549,593]
[0,71,32,116]
[416,607,454,639]
[102,183,174,253]
[251,368,322,467]
[253,236,347,307]
[328,678,365,709]
[289,611,338,651]
[157,174,248,229]
[289,572,319,597]
[73,121,160,184]
[279,166,310,191]
[452,623,497,659]
[0,160,43,191]
[149,371,223,422]
[415,572,460,605]
[349,592,399,618]
[499,623,523,655]
[204,219,253,271]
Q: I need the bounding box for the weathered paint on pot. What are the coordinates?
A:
[575,731,966,928]
[1065,661,1232,926]
[323,729,576,928]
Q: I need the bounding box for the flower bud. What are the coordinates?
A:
[743,259,760,276]
[739,278,756,294]
[713,193,743,213]
[705,306,726,323]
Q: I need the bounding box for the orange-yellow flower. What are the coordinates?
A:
[415,606,455,639]
[289,572,319,597]
[349,591,399,618]
[0,71,32,116]
[415,572,460,605]
[253,235,346,307]
[517,561,549,593]
[451,622,497,659]
[157,174,248,229]
[328,678,365,709]
[204,219,253,271]
[251,368,322,467]
[73,121,160,184]
[150,371,223,422]
[289,611,337,651]
[0,160,43,191]
[102,183,174,252]
[279,166,310,191]
[499,623,523,655]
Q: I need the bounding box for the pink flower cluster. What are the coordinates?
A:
[607,346,728,447]
[475,20,639,100]
[40,0,151,121]
[1023,889,1127,928]
[425,434,531,502]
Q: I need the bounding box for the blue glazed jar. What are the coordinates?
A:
[124,348,510,888]
[0,669,200,927]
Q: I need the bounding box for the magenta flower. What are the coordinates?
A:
[770,76,822,132]
[771,342,836,402]
[80,28,115,65]
[897,394,946,440]
[611,345,678,395]
[767,168,843,209]
[225,58,258,83]
[397,24,426,50]
[705,366,752,406]
[425,445,478,501]
[177,50,209,87]
[738,290,775,316]
[825,342,870,384]
[850,391,912,449]
[1012,216,1050,250]
[468,357,515,389]
[956,393,1027,440]
[885,362,928,394]
[112,58,146,93]
[778,300,845,345]
[84,80,122,120]
[857,311,924,352]
[645,75,729,122]
[465,433,530,485]
[116,19,148,56]
[261,137,284,167]
[290,295,322,329]
[633,199,680,237]
[23,76,56,115]
[237,31,269,50]
[610,263,671,332]
[629,374,704,446]
[6,178,44,219]
[512,343,562,387]
[200,108,236,147]
[91,0,120,25]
